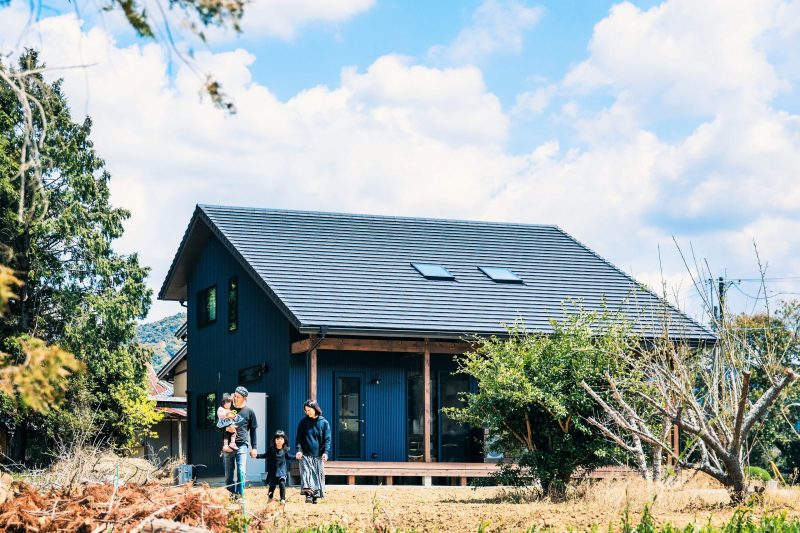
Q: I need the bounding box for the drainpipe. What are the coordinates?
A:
[306,326,329,354]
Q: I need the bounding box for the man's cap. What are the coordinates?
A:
[235,386,249,397]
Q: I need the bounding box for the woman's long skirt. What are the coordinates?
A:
[299,455,325,498]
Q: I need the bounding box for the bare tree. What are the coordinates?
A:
[582,247,799,504]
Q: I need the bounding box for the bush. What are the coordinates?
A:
[747,466,772,482]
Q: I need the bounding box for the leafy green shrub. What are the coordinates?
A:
[747,466,772,482]
[292,524,348,533]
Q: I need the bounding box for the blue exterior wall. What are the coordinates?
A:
[185,234,474,472]
[289,351,461,462]
[187,236,291,476]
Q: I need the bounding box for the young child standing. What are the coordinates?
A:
[216,393,244,453]
[257,430,291,504]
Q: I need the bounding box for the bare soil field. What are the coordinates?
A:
[243,476,800,532]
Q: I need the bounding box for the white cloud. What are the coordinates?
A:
[2,0,800,324]
[428,0,543,64]
[208,0,375,41]
[563,0,790,116]
[500,0,800,319]
[0,8,517,319]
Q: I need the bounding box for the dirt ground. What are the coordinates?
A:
[242,477,800,532]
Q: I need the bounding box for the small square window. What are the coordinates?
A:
[479,266,523,283]
[411,263,455,280]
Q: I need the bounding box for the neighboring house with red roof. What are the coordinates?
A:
[139,320,189,464]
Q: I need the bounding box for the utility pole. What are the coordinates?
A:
[708,276,735,330]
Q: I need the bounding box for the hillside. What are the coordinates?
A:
[136,312,186,369]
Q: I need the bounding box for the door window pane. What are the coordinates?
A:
[440,376,469,462]
[337,377,361,459]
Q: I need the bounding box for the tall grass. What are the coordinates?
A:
[288,509,800,533]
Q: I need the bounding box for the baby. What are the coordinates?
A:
[216,392,244,453]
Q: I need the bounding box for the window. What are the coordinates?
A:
[411,263,455,280]
[478,266,523,284]
[197,392,217,429]
[238,364,265,384]
[228,276,238,333]
[197,285,217,327]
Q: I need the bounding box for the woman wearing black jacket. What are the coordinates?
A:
[294,399,331,504]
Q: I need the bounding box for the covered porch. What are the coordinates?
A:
[290,335,487,484]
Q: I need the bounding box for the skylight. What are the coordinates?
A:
[412,263,455,281]
[479,266,523,284]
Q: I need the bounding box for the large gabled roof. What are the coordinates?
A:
[159,205,715,341]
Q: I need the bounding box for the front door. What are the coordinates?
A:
[334,373,365,460]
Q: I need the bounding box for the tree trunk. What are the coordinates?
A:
[727,462,749,504]
[650,444,663,481]
[9,425,26,463]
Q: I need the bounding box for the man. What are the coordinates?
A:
[223,386,258,498]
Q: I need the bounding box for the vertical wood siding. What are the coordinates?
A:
[187,237,291,476]
[288,351,461,462]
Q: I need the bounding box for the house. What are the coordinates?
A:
[142,362,187,464]
[158,322,188,398]
[141,324,189,464]
[159,205,713,482]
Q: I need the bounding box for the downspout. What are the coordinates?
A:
[306,326,329,354]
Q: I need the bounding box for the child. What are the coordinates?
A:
[257,430,291,504]
[216,393,244,453]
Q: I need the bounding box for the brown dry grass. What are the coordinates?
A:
[244,475,800,532]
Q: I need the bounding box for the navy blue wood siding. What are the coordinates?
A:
[288,351,460,462]
[187,236,291,476]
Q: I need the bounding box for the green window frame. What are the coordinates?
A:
[197,285,217,327]
[197,391,217,429]
[228,276,238,333]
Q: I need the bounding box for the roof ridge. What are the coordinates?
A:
[198,204,559,230]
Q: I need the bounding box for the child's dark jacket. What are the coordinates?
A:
[256,447,290,483]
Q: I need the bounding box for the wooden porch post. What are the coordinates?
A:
[309,348,318,401]
[308,334,318,401]
[423,340,432,486]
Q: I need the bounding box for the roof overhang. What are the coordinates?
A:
[159,206,211,302]
[159,205,303,329]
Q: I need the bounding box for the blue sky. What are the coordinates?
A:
[1,0,799,323]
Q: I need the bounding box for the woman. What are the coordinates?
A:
[295,399,331,504]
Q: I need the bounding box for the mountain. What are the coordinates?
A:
[136,312,186,370]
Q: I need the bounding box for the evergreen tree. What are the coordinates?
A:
[1,51,158,462]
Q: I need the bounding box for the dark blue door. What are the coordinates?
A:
[334,372,365,460]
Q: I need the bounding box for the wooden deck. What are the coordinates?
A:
[289,461,636,486]
[291,461,499,486]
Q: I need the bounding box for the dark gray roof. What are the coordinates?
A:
[160,205,714,341]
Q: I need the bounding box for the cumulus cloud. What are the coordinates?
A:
[428,0,543,64]
[503,0,800,315]
[0,7,518,318]
[210,0,375,41]
[2,0,800,322]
